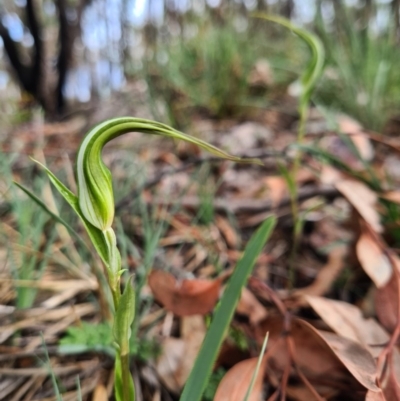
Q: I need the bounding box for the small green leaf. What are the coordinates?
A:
[113,278,135,355]
[13,181,85,247]
[179,216,276,401]
[31,159,109,264]
[103,228,122,291]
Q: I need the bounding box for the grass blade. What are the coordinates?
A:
[243,332,269,401]
[179,216,276,401]
[13,182,83,243]
[41,335,63,401]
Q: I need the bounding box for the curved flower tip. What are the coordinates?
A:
[76,117,264,230]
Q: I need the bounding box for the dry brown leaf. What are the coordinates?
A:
[306,295,389,357]
[336,179,382,233]
[148,270,222,316]
[176,315,206,385]
[259,316,349,400]
[381,191,400,205]
[215,215,239,248]
[91,383,108,401]
[356,230,392,288]
[293,245,347,301]
[156,315,206,392]
[155,337,185,393]
[338,115,374,161]
[319,331,379,392]
[381,364,400,401]
[236,287,268,325]
[259,315,379,396]
[214,357,265,401]
[365,390,387,400]
[264,176,288,208]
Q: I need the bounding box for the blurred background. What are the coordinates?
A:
[1,0,400,133]
[2,2,400,400]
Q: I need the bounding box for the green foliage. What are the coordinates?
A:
[5,179,55,308]
[59,322,114,355]
[146,22,255,120]
[144,19,296,127]
[130,337,162,362]
[59,321,160,360]
[42,336,64,401]
[315,4,400,130]
[202,368,226,401]
[228,325,249,351]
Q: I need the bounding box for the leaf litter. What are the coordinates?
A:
[2,99,400,401]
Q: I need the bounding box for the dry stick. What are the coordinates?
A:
[248,278,295,401]
[248,277,287,316]
[280,358,291,401]
[267,389,279,401]
[249,278,324,400]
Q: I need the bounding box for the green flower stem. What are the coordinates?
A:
[254,14,325,289]
[121,353,133,401]
[288,103,308,288]
[103,228,122,307]
[34,117,261,401]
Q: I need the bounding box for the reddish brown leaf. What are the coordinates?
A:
[214,357,265,401]
[365,390,387,400]
[148,269,222,316]
[375,270,400,333]
[306,295,389,354]
[336,179,382,233]
[259,316,349,399]
[258,316,379,396]
[319,331,379,392]
[382,363,400,401]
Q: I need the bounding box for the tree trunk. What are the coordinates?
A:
[0,0,92,118]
